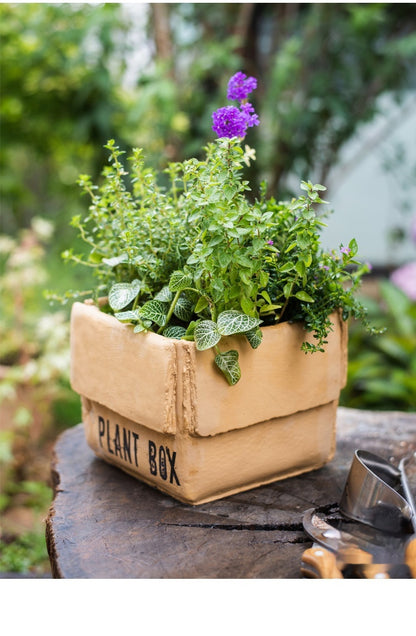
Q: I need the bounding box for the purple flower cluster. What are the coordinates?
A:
[212,106,249,139]
[227,71,257,101]
[212,72,259,139]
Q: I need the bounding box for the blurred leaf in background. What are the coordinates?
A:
[341,279,416,411]
[0,2,131,237]
[0,220,79,574]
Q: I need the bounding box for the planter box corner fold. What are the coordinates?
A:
[70,301,348,504]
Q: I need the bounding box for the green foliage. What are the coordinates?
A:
[0,479,52,574]
[64,137,373,385]
[0,530,50,574]
[0,3,132,238]
[2,3,414,245]
[341,280,416,411]
[0,221,79,575]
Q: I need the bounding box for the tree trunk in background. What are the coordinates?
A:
[151,3,174,75]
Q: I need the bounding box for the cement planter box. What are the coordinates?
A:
[70,301,348,504]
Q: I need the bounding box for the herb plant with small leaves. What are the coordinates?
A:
[61,72,374,385]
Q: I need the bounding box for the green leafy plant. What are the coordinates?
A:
[61,73,376,384]
[341,279,416,411]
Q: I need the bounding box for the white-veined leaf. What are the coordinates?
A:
[139,300,168,327]
[217,310,261,336]
[194,320,221,351]
[169,270,193,292]
[245,327,263,349]
[214,350,241,385]
[108,280,142,311]
[133,319,152,333]
[163,325,187,340]
[154,286,173,302]
[114,309,141,323]
[173,295,194,322]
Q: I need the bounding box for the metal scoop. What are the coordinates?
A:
[339,450,416,535]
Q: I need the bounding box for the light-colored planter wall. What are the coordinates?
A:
[70,302,348,504]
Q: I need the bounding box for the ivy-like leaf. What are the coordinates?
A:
[214,350,241,385]
[169,270,193,292]
[139,300,168,327]
[114,309,141,323]
[163,325,187,339]
[108,280,142,311]
[173,295,194,322]
[194,320,221,351]
[154,286,173,302]
[217,310,261,336]
[245,327,263,349]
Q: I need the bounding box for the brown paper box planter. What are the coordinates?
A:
[70,301,348,505]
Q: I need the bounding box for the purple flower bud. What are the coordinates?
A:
[267,240,274,245]
[227,72,257,102]
[340,246,351,255]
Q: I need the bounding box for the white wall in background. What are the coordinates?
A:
[321,92,416,268]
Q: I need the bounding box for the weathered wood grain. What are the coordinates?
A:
[46,407,416,578]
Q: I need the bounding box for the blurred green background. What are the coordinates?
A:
[1,2,415,575]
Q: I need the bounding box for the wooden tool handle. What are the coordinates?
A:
[405,537,416,578]
[301,547,343,579]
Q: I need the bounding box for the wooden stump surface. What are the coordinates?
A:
[46,407,416,578]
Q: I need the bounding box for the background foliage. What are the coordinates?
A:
[1,2,415,573]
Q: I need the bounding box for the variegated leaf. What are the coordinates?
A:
[217,310,261,336]
[245,327,263,349]
[214,350,241,385]
[108,280,142,311]
[173,295,194,322]
[114,309,141,323]
[154,286,173,302]
[139,300,168,327]
[194,320,221,351]
[169,270,193,292]
[163,325,187,340]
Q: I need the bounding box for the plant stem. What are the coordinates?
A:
[277,282,294,323]
[157,289,181,334]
